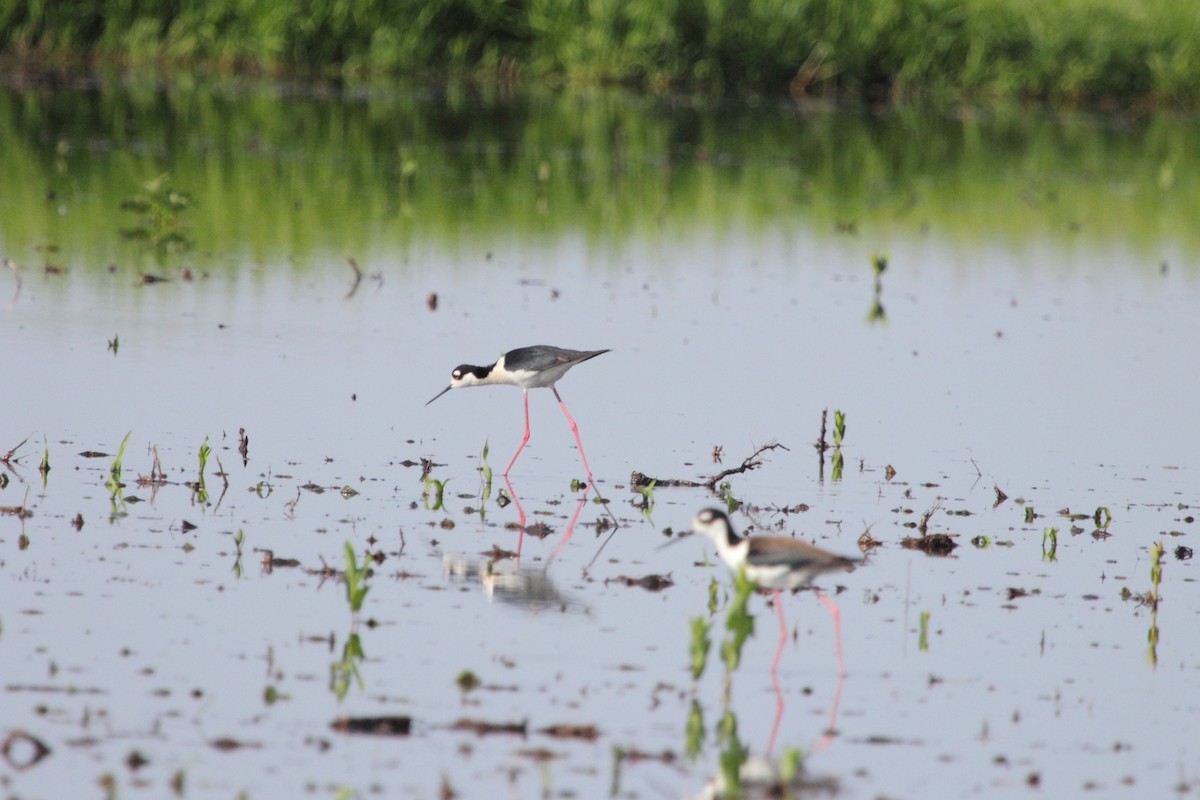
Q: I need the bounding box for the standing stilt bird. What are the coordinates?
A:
[426,345,609,479]
[686,508,860,674]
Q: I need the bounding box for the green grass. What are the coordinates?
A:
[2,82,1199,281]
[2,0,1198,103]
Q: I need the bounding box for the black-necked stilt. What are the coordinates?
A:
[426,345,609,479]
[686,508,860,674]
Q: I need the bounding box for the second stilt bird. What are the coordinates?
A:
[426,345,609,479]
[686,508,860,674]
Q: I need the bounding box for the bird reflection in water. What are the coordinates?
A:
[442,552,578,614]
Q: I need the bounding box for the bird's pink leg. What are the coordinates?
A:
[503,389,532,477]
[552,386,594,481]
[769,588,788,674]
[815,589,846,677]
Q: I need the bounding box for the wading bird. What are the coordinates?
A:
[426,345,608,479]
[685,507,859,673]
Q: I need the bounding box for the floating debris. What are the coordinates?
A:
[614,747,677,765]
[606,574,674,592]
[0,730,51,771]
[517,748,559,761]
[524,521,554,539]
[209,737,259,751]
[538,724,600,741]
[331,716,412,736]
[900,533,959,555]
[450,718,527,737]
[480,545,518,561]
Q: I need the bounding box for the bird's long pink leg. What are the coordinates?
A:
[503,389,532,477]
[816,589,846,677]
[552,386,594,481]
[769,589,788,674]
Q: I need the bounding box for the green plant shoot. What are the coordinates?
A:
[1042,527,1058,562]
[106,431,131,495]
[689,617,711,681]
[343,542,370,613]
[720,566,756,672]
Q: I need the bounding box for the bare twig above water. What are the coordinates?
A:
[1,434,32,468]
[814,409,829,454]
[345,257,363,299]
[631,441,787,493]
[703,442,788,490]
[918,499,942,536]
[213,454,231,512]
[4,258,21,304]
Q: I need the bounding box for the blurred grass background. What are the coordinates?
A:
[1,84,1193,275]
[1,0,1197,103]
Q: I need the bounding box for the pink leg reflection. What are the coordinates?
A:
[503,475,527,561]
[548,483,590,564]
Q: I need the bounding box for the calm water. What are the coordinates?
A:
[2,81,1199,799]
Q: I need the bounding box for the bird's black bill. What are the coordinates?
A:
[656,532,694,551]
[425,385,452,406]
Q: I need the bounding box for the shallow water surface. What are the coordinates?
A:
[2,83,1199,799]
